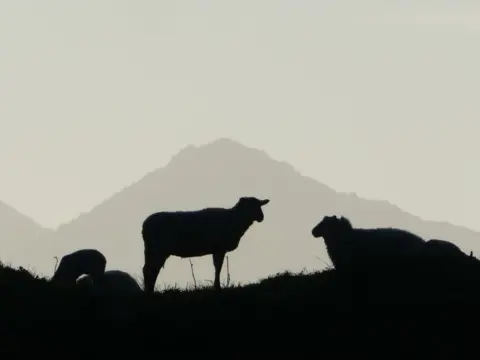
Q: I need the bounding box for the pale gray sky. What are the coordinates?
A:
[0,1,479,230]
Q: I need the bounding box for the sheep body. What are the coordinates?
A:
[142,196,270,293]
[77,270,142,295]
[51,248,106,285]
[422,238,480,275]
[423,239,466,259]
[77,270,142,325]
[311,215,426,274]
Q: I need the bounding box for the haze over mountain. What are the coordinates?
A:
[2,1,480,233]
[0,201,53,271]
[32,138,480,288]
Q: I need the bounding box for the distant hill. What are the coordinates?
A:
[46,138,480,288]
[0,200,53,272]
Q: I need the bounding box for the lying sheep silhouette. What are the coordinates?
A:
[77,270,142,324]
[422,239,480,274]
[51,248,106,286]
[311,215,426,274]
[77,270,142,295]
[141,196,270,293]
[423,239,467,260]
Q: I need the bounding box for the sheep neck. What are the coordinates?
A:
[322,230,352,266]
[223,209,257,252]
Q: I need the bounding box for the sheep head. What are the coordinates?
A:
[235,197,270,222]
[52,265,75,283]
[52,258,82,284]
[312,215,352,238]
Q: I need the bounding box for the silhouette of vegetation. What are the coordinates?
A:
[3,208,480,355]
[1,255,479,355]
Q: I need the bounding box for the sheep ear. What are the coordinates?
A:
[260,199,270,206]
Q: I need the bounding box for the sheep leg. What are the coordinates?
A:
[212,252,226,291]
[142,262,160,294]
[143,253,168,294]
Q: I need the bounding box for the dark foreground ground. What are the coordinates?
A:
[2,259,480,358]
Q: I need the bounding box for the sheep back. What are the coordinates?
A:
[77,270,142,295]
[325,226,426,274]
[53,248,106,282]
[142,208,254,257]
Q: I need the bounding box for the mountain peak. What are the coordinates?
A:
[47,138,480,287]
[176,137,266,156]
[166,137,275,172]
[205,137,244,148]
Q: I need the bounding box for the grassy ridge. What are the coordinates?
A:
[0,261,479,356]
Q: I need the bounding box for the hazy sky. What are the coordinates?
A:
[0,1,479,230]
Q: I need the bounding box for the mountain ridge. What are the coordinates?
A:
[55,138,476,237]
[0,199,53,272]
[55,138,335,230]
[40,138,480,287]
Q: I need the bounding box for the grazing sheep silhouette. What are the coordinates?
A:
[77,270,142,295]
[141,196,270,293]
[51,249,106,285]
[311,215,426,274]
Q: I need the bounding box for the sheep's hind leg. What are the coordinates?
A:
[212,252,226,291]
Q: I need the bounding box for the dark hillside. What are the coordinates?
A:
[0,258,479,357]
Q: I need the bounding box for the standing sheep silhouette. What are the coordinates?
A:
[141,196,270,293]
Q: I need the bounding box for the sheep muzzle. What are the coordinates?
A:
[311,221,326,238]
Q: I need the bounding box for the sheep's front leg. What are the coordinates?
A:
[212,252,226,291]
[143,259,166,294]
[143,248,168,294]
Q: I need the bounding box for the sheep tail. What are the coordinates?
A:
[141,218,157,245]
